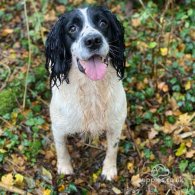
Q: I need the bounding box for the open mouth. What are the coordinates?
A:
[77,55,108,81]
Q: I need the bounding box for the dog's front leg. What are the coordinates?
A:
[52,126,73,175]
[102,128,121,180]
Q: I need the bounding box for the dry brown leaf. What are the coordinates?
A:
[45,150,55,160]
[56,5,66,13]
[162,122,176,134]
[131,18,141,27]
[1,28,14,36]
[186,150,195,158]
[112,187,122,194]
[158,82,169,92]
[131,174,142,187]
[148,128,158,139]
[44,10,57,22]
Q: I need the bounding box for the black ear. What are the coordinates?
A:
[45,15,71,87]
[104,8,125,79]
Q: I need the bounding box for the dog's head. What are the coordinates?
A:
[45,6,125,86]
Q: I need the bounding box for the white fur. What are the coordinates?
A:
[50,8,127,180]
[71,8,109,61]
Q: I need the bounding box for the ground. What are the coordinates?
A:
[0,0,195,194]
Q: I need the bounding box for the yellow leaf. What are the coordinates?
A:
[1,173,14,186]
[176,143,186,156]
[131,174,142,187]
[127,162,134,173]
[160,48,168,56]
[58,185,65,192]
[193,178,195,186]
[0,149,6,153]
[14,174,24,186]
[92,173,98,182]
[43,189,51,195]
[177,113,195,126]
[184,80,191,90]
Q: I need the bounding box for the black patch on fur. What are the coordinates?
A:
[45,10,83,87]
[45,6,125,87]
[88,6,126,79]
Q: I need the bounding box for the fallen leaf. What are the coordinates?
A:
[42,167,52,184]
[131,18,141,27]
[186,150,195,158]
[112,187,122,194]
[14,173,24,186]
[131,174,142,187]
[127,162,134,173]
[1,173,14,186]
[44,10,57,21]
[43,189,51,195]
[184,80,191,90]
[175,143,186,156]
[148,128,158,139]
[160,48,168,56]
[58,184,65,192]
[1,28,14,36]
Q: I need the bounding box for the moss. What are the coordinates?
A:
[0,89,17,116]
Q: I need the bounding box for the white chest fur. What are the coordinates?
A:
[50,64,127,136]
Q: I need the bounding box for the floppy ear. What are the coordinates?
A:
[45,15,71,87]
[104,8,125,79]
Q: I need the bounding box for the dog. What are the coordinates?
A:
[45,6,127,180]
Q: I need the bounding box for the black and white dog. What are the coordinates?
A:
[45,6,127,180]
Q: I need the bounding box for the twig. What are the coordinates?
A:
[126,119,142,159]
[180,132,195,139]
[0,116,13,127]
[0,182,32,195]
[23,0,32,109]
[28,88,49,106]
[138,0,162,28]
[83,143,105,151]
[165,189,171,195]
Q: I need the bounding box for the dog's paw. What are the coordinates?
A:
[57,162,74,175]
[102,164,117,181]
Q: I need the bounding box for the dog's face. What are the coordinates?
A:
[46,6,125,86]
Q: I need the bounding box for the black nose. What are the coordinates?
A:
[83,34,102,50]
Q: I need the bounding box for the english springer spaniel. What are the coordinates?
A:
[45,6,127,180]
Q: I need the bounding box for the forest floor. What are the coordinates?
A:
[0,0,195,194]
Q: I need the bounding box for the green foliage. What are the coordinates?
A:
[179,160,189,173]
[65,183,78,193]
[0,89,17,116]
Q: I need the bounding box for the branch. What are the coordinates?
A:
[23,0,32,109]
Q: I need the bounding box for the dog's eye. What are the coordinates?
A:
[69,25,77,33]
[99,20,108,28]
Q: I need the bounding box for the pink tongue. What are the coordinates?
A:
[79,56,107,81]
